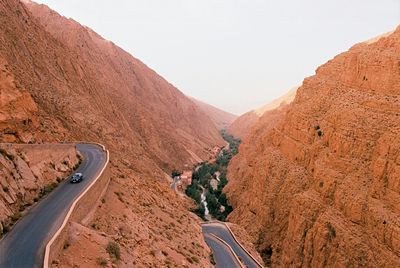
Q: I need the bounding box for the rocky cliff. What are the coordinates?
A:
[228,87,297,138]
[0,0,223,266]
[0,144,79,235]
[226,28,400,267]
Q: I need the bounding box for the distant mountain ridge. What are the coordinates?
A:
[190,97,237,130]
[227,87,298,138]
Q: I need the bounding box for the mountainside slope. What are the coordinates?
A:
[226,28,400,267]
[228,87,297,138]
[190,97,237,130]
[23,0,224,170]
[0,0,223,266]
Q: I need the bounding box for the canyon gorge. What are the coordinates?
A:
[1,0,224,266]
[0,0,398,267]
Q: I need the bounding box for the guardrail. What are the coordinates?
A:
[202,221,264,268]
[43,143,109,268]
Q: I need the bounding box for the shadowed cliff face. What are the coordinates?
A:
[0,0,224,266]
[226,27,400,267]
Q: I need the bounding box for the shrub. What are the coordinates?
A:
[326,223,336,240]
[186,256,194,264]
[11,212,21,222]
[2,224,10,234]
[40,182,58,197]
[171,170,181,177]
[96,257,107,266]
[191,256,199,263]
[106,241,121,260]
[63,241,70,249]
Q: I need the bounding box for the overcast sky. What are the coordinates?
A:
[34,0,399,115]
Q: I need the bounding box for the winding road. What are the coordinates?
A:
[203,233,243,267]
[202,222,263,268]
[0,144,107,268]
[0,143,260,268]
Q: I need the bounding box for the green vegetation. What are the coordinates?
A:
[220,129,241,155]
[96,257,108,266]
[38,182,58,198]
[10,211,22,222]
[106,241,121,260]
[326,222,336,240]
[185,130,240,221]
[314,125,323,137]
[63,241,70,250]
[171,169,182,177]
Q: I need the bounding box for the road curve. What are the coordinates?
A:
[0,143,107,268]
[202,222,263,268]
[203,233,242,268]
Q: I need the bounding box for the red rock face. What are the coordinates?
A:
[227,110,260,139]
[0,0,224,170]
[226,27,400,266]
[0,0,224,266]
[228,87,297,139]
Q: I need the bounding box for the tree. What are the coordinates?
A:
[171,170,181,177]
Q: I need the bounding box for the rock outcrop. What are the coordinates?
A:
[0,0,224,266]
[0,144,79,235]
[226,28,400,267]
[228,87,297,138]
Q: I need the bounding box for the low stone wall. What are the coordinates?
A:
[45,145,110,267]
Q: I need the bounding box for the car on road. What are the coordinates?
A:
[70,172,83,183]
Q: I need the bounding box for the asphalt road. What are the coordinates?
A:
[0,143,107,268]
[202,222,263,268]
[203,233,242,268]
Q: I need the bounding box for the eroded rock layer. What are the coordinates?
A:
[0,0,224,266]
[226,27,400,267]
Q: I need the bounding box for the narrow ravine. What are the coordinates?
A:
[185,130,241,221]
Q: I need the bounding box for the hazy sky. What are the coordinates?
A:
[34,0,399,115]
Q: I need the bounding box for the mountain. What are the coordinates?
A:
[227,87,297,138]
[0,0,224,266]
[190,97,237,130]
[225,28,400,267]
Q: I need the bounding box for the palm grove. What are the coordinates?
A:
[186,131,241,221]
